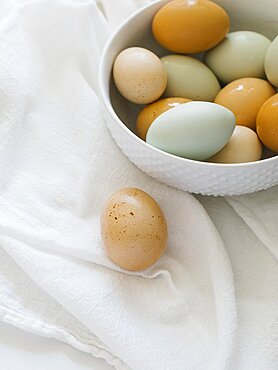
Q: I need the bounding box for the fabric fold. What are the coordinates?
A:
[0,1,277,369]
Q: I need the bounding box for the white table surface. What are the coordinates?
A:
[0,322,114,370]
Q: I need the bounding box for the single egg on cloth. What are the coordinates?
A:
[214,78,276,130]
[136,97,191,140]
[265,35,278,87]
[101,188,168,271]
[205,31,271,83]
[152,0,230,54]
[146,101,236,161]
[256,93,278,152]
[161,55,221,101]
[209,126,262,163]
[113,47,167,104]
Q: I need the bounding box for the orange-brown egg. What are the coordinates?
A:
[214,78,276,130]
[136,97,191,140]
[256,94,278,152]
[152,0,230,54]
[101,188,168,271]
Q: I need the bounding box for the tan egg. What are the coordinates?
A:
[136,97,191,140]
[214,78,276,130]
[101,188,168,271]
[152,0,230,54]
[113,47,167,104]
[209,126,262,164]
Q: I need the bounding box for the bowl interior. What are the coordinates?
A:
[105,0,278,160]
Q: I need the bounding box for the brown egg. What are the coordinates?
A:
[209,126,262,164]
[101,188,168,271]
[214,78,276,130]
[256,93,278,152]
[113,47,167,104]
[136,97,191,140]
[152,0,230,54]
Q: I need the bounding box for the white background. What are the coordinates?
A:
[0,322,113,370]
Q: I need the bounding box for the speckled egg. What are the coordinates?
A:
[113,47,167,104]
[136,97,191,140]
[205,31,271,83]
[101,188,168,271]
[152,0,230,54]
[214,78,276,130]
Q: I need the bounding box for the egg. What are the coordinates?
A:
[265,35,278,87]
[205,31,271,83]
[256,94,278,152]
[136,97,191,140]
[209,126,262,163]
[152,0,230,54]
[101,188,168,271]
[161,55,221,101]
[113,47,167,104]
[214,78,276,130]
[146,101,236,160]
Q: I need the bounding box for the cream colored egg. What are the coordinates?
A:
[209,126,262,163]
[265,35,278,87]
[101,188,168,271]
[161,55,221,101]
[113,47,167,104]
[205,31,271,83]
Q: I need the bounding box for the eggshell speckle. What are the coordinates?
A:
[113,47,167,104]
[101,188,168,271]
[136,97,191,140]
[214,78,276,130]
[152,0,230,54]
[209,126,262,163]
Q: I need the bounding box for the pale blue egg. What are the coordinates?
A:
[146,101,236,161]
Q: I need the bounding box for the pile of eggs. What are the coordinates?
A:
[112,0,278,164]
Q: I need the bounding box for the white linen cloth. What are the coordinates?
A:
[0,0,277,369]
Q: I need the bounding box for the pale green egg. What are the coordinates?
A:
[205,31,271,84]
[161,55,221,102]
[146,102,236,161]
[265,35,278,87]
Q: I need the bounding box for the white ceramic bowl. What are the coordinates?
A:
[99,0,278,196]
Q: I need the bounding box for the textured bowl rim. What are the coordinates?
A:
[98,0,278,169]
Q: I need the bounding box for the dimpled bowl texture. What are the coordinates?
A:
[98,0,278,196]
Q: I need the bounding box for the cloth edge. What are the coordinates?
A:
[0,304,128,370]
